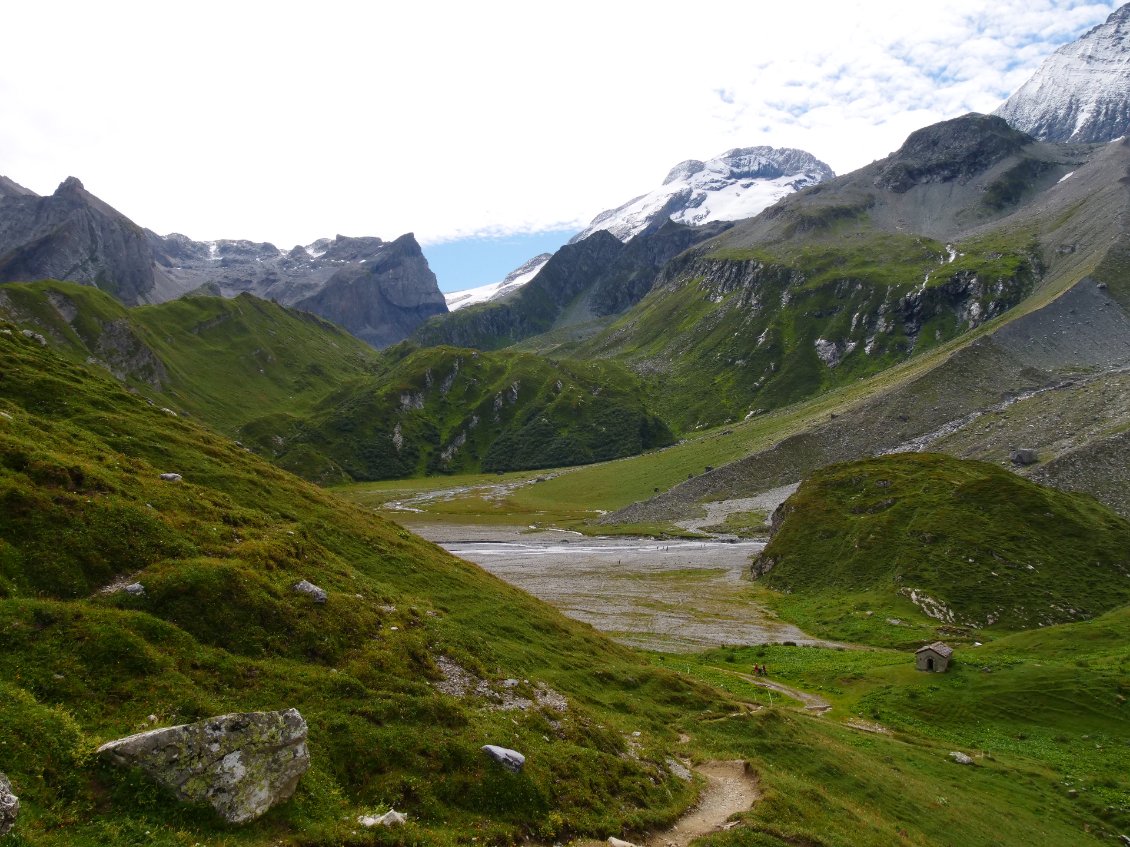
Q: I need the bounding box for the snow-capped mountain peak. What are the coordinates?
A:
[994,3,1130,143]
[444,253,552,311]
[574,145,835,243]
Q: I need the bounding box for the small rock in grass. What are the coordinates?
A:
[949,751,974,765]
[20,329,46,346]
[0,773,19,836]
[159,472,182,482]
[124,583,146,597]
[666,757,692,781]
[482,744,525,773]
[609,838,641,847]
[293,580,327,604]
[358,809,407,827]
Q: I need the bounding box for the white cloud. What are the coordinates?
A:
[0,1,1120,247]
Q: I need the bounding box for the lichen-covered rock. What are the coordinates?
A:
[97,708,309,823]
[482,744,525,773]
[292,579,327,604]
[0,773,18,836]
[949,751,974,765]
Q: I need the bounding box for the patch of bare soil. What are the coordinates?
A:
[646,761,759,847]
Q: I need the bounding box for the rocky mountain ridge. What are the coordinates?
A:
[995,3,1130,143]
[0,177,446,347]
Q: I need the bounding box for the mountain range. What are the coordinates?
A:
[0,176,447,346]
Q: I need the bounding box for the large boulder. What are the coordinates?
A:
[97,708,309,823]
[0,773,18,836]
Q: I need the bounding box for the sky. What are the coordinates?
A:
[1,1,1122,292]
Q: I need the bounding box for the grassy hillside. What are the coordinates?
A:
[558,228,1039,432]
[677,604,1130,843]
[263,344,673,481]
[0,323,719,845]
[754,453,1130,640]
[0,280,380,433]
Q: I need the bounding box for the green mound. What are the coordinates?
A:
[265,344,674,480]
[754,453,1130,638]
[0,325,717,845]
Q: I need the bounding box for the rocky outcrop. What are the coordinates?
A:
[97,708,309,824]
[294,233,447,347]
[0,178,159,304]
[0,773,18,836]
[874,114,1033,193]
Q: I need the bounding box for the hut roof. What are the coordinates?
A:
[915,641,953,658]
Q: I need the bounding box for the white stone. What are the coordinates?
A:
[482,744,525,773]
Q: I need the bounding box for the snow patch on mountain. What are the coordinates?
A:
[445,253,552,311]
[995,4,1130,143]
[573,146,834,243]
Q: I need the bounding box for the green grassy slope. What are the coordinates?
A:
[0,324,717,845]
[0,280,380,434]
[562,229,1040,432]
[754,453,1130,639]
[676,605,1130,844]
[266,344,674,481]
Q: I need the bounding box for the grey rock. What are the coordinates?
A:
[481,744,525,773]
[19,329,46,346]
[159,472,182,482]
[123,583,146,597]
[97,708,309,824]
[948,751,974,765]
[608,838,642,847]
[293,579,327,604]
[358,809,407,827]
[1010,448,1039,466]
[0,773,18,836]
[0,177,160,305]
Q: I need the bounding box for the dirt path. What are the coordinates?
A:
[577,760,759,847]
[645,760,759,847]
[715,668,832,714]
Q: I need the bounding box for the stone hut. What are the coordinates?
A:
[915,641,953,672]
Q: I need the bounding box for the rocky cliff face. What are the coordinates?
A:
[413,220,731,350]
[995,3,1130,143]
[0,176,447,346]
[293,233,447,347]
[574,146,834,243]
[0,178,159,305]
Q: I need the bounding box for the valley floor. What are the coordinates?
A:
[411,524,827,651]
